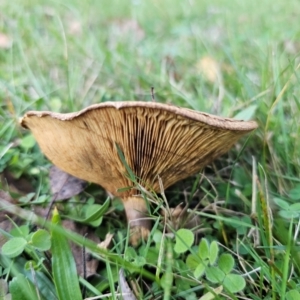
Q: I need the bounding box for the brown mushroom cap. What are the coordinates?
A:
[20,101,257,245]
[20,101,257,196]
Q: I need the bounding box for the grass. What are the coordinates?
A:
[1,0,300,299]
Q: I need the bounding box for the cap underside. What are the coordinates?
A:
[20,101,257,196]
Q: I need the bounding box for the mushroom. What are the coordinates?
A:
[20,101,257,245]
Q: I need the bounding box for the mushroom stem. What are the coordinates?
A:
[123,196,151,246]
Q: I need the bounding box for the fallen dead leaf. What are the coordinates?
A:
[0,279,11,299]
[199,285,223,300]
[163,56,181,82]
[0,170,34,195]
[114,19,144,40]
[197,55,222,84]
[161,204,200,232]
[0,32,12,49]
[44,166,87,220]
[283,39,299,54]
[119,269,137,300]
[0,188,99,277]
[49,165,87,201]
[109,19,145,48]
[98,233,113,250]
[196,55,225,114]
[68,20,82,35]
[202,25,224,45]
[0,190,19,247]
[221,62,235,75]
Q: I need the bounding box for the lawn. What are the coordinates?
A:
[1,0,300,299]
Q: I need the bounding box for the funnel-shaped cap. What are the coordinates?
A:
[20,101,257,196]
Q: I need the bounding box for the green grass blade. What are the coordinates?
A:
[51,208,82,300]
[9,273,42,300]
[115,143,136,183]
[65,197,110,223]
[280,219,293,300]
[162,241,173,300]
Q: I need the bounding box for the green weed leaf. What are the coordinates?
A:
[139,246,159,265]
[209,241,219,265]
[20,134,36,150]
[84,204,103,226]
[25,260,39,271]
[223,274,246,293]
[218,253,234,274]
[31,229,51,251]
[174,229,194,254]
[273,197,290,210]
[290,203,300,211]
[205,266,225,283]
[289,185,300,201]
[124,247,146,269]
[186,254,200,270]
[10,225,30,238]
[66,198,110,225]
[134,256,146,267]
[9,274,41,300]
[125,247,137,261]
[175,278,196,299]
[2,237,27,258]
[286,290,300,300]
[198,238,209,259]
[279,210,299,219]
[19,192,36,204]
[194,263,206,279]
